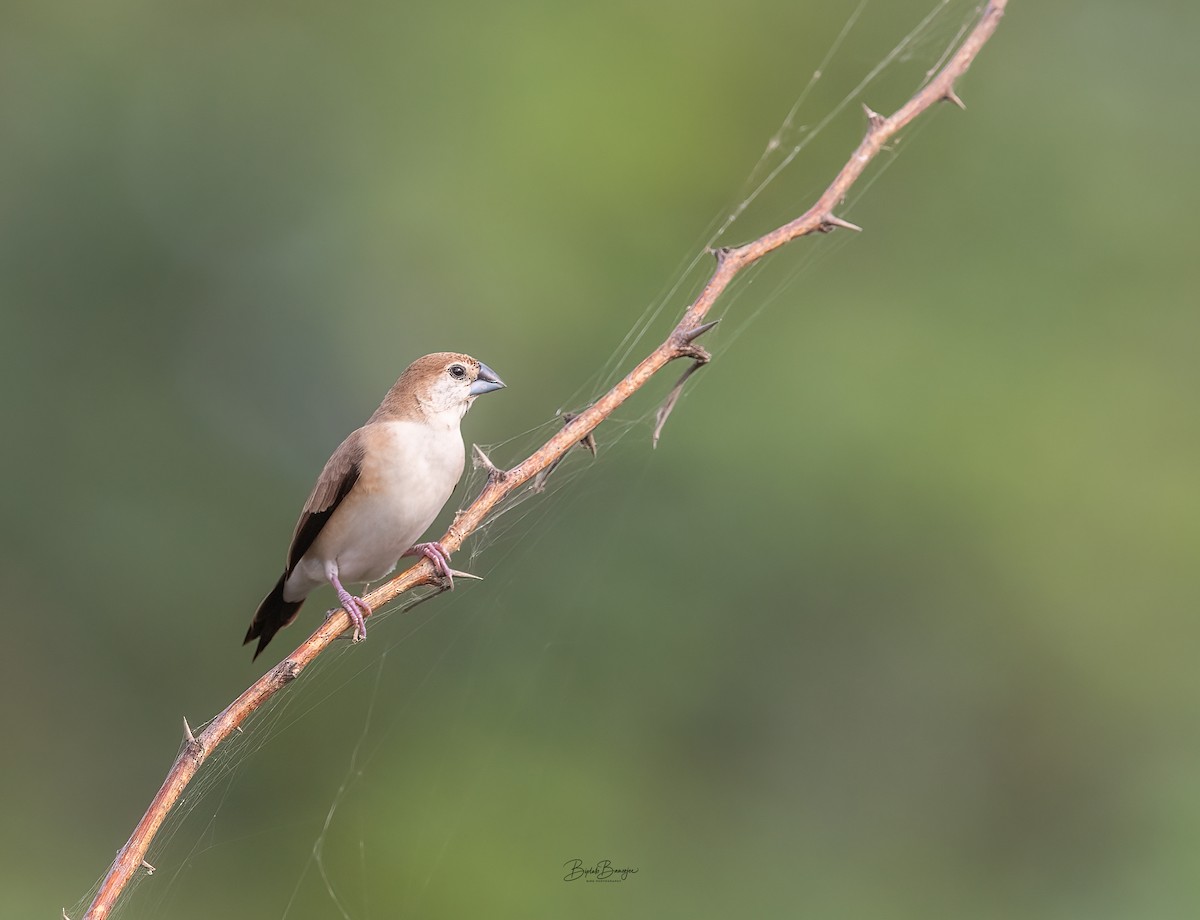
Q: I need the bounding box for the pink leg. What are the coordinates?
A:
[328,571,371,642]
[404,541,455,589]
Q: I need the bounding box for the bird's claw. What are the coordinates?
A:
[346,599,368,642]
[405,541,458,589]
[326,594,371,642]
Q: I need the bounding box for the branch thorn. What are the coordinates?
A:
[943,88,966,110]
[820,214,863,233]
[862,103,886,130]
[141,859,156,875]
[709,245,733,265]
[681,319,720,345]
[182,717,196,746]
[471,444,507,482]
[532,411,598,493]
[561,411,598,457]
[653,358,710,448]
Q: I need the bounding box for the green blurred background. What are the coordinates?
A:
[4,1,1199,917]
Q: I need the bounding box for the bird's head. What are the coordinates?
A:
[377,352,505,424]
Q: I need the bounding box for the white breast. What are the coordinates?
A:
[294,419,465,590]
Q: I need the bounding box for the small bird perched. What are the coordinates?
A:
[244,352,505,659]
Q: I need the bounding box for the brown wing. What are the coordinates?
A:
[245,430,366,660]
[286,429,365,573]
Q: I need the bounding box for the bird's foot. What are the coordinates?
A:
[405,541,457,589]
[345,596,370,642]
[326,590,371,642]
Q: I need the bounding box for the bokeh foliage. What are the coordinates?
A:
[3,2,1199,918]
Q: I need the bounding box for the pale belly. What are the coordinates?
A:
[285,420,464,597]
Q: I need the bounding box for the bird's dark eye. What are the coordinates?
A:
[449,364,467,379]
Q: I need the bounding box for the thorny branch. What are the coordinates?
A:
[78,3,1008,916]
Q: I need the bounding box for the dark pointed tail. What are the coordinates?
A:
[244,572,305,660]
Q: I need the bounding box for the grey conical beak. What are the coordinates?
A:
[469,362,506,396]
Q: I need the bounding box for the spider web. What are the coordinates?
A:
[68,3,986,917]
